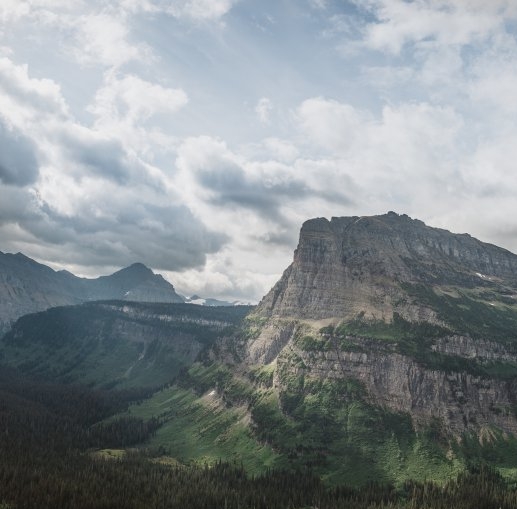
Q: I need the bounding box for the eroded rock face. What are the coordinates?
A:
[242,213,517,436]
[431,335,517,363]
[256,212,517,321]
[275,334,517,437]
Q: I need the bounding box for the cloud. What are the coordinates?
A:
[89,71,188,127]
[58,127,137,184]
[176,136,352,226]
[0,171,227,272]
[177,137,300,222]
[72,12,152,68]
[0,53,225,274]
[0,120,39,186]
[297,96,462,158]
[120,0,237,21]
[0,3,152,69]
[262,138,299,162]
[0,1,30,24]
[167,250,280,303]
[0,57,68,123]
[467,35,517,114]
[255,97,273,124]
[296,97,369,153]
[356,0,517,54]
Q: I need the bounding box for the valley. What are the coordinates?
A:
[3,213,517,507]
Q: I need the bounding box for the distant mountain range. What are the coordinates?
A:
[0,252,239,333]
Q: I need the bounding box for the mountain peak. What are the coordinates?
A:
[258,213,517,322]
[116,262,153,275]
[0,253,184,330]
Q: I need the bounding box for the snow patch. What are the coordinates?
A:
[190,298,206,305]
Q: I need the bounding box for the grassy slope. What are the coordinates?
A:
[115,361,468,486]
[124,385,279,474]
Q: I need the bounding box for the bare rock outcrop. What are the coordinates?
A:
[242,212,517,436]
[256,212,517,321]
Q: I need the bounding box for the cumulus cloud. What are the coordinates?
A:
[167,250,279,303]
[35,197,226,271]
[58,128,137,184]
[177,137,300,222]
[0,52,225,274]
[0,57,68,123]
[72,12,151,68]
[0,160,227,272]
[176,136,352,227]
[296,97,368,153]
[89,71,188,127]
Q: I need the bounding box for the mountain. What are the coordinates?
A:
[0,301,251,388]
[4,213,517,486]
[183,211,517,483]
[256,211,517,322]
[0,253,184,333]
[243,213,517,433]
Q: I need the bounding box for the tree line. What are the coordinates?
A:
[2,364,517,508]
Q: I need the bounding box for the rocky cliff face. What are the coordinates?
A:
[273,332,517,437]
[0,253,183,333]
[256,212,517,322]
[243,213,517,438]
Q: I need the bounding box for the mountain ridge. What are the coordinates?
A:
[0,252,184,332]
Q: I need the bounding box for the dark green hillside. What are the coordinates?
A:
[0,301,251,388]
[3,364,517,509]
[4,297,517,487]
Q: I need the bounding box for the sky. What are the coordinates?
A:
[1,0,517,302]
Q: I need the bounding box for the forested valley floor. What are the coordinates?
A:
[1,364,517,509]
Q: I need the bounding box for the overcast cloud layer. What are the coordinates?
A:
[1,0,517,302]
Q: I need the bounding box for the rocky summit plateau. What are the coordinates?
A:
[258,211,517,322]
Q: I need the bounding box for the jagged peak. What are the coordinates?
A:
[119,262,152,273]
